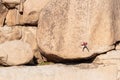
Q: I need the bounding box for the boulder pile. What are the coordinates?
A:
[0,0,119,65]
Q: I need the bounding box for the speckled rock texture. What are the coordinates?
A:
[0,40,33,66]
[37,0,120,61]
[0,2,8,27]
[0,64,117,80]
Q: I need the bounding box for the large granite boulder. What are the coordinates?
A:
[37,0,120,62]
[0,40,33,66]
[0,2,8,27]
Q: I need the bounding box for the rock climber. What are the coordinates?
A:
[81,42,89,52]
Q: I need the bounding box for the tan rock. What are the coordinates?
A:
[21,26,43,63]
[0,65,117,80]
[0,40,33,66]
[116,44,120,50]
[22,0,50,25]
[94,50,120,65]
[21,26,37,51]
[1,0,20,4]
[0,25,22,43]
[5,0,50,26]
[6,8,24,26]
[0,2,8,27]
[117,71,120,80]
[5,9,18,26]
[1,0,26,9]
[37,0,120,61]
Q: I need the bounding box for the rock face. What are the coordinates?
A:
[0,25,22,43]
[0,40,33,66]
[0,2,8,27]
[115,43,120,50]
[37,0,120,61]
[21,26,43,63]
[1,0,25,9]
[5,8,24,26]
[5,9,18,26]
[22,0,50,25]
[0,65,117,80]
[94,50,120,65]
[5,0,51,26]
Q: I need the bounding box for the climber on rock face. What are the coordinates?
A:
[81,42,89,52]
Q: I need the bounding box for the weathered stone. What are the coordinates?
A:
[1,0,20,4]
[5,8,24,26]
[0,2,8,27]
[0,40,33,66]
[21,26,43,63]
[5,9,17,26]
[37,0,120,61]
[117,71,120,80]
[22,0,50,25]
[116,44,120,50]
[5,0,50,26]
[0,25,22,43]
[0,65,117,80]
[94,50,120,65]
[1,0,25,9]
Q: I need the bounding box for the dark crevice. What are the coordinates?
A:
[19,12,23,15]
[38,42,118,65]
[40,52,99,65]
[1,3,19,9]
[3,17,6,26]
[23,23,38,26]
[16,23,38,27]
[113,41,120,49]
[24,57,38,66]
[25,41,118,66]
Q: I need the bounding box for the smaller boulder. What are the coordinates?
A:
[21,26,44,63]
[5,9,17,26]
[0,40,33,66]
[22,0,50,25]
[116,44,120,50]
[5,9,23,26]
[4,0,50,26]
[94,50,120,65]
[0,2,8,27]
[0,25,22,43]
[1,0,26,9]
